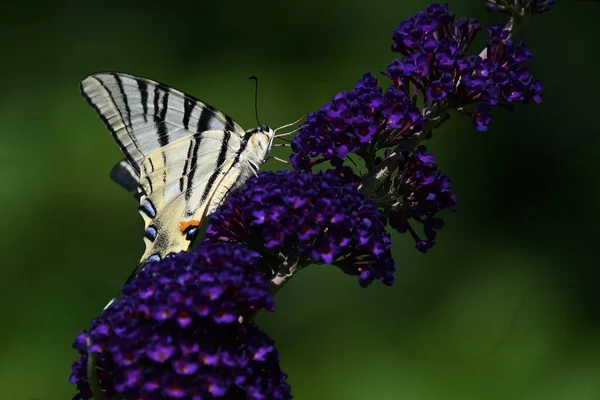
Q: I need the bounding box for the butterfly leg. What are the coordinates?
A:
[274,127,301,138]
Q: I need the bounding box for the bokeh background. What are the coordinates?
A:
[1,0,599,399]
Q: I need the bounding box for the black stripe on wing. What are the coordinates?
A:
[112,73,133,131]
[224,115,235,133]
[143,163,153,194]
[179,139,196,192]
[185,134,204,201]
[206,131,253,207]
[154,84,170,148]
[200,130,232,203]
[183,97,196,130]
[197,104,217,133]
[183,106,217,201]
[137,78,149,123]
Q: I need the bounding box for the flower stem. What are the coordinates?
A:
[86,338,109,400]
[270,252,302,291]
[244,252,302,323]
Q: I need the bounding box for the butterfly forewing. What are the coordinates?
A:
[80,72,245,174]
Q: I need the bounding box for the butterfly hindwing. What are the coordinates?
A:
[136,130,245,262]
[110,159,140,193]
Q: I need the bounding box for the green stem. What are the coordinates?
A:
[86,338,109,400]
[244,252,302,322]
[270,252,301,292]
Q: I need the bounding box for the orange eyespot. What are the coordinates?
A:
[179,219,201,233]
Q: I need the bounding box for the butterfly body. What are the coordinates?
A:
[81,72,275,268]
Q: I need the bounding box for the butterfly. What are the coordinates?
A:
[81,72,296,276]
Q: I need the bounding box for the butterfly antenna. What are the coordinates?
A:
[274,114,306,134]
[248,76,262,126]
[274,126,301,138]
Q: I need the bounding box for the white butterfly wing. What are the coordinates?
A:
[80,72,245,187]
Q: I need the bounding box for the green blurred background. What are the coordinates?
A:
[1,0,599,399]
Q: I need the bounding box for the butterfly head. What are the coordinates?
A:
[246,124,276,158]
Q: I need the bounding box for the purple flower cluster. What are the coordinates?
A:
[70,243,292,400]
[391,3,480,57]
[291,3,546,169]
[388,5,480,105]
[380,146,457,252]
[486,0,555,14]
[456,26,544,131]
[389,4,543,131]
[290,73,424,170]
[205,170,396,287]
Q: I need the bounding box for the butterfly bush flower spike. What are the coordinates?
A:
[206,170,396,287]
[455,26,544,131]
[293,3,546,168]
[70,243,291,400]
[388,4,544,132]
[291,3,547,254]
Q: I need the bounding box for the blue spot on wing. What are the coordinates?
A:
[184,226,199,241]
[144,226,157,241]
[146,254,161,264]
[140,200,157,218]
